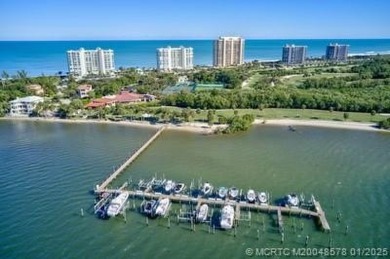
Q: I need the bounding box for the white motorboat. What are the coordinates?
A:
[154,198,171,217]
[218,187,228,199]
[164,180,175,193]
[258,192,268,204]
[142,200,157,216]
[286,193,299,207]
[220,205,235,229]
[106,192,129,217]
[228,187,239,199]
[196,204,209,223]
[173,183,186,194]
[247,189,256,203]
[201,182,213,196]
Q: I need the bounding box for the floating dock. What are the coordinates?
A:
[96,127,165,192]
[96,188,331,231]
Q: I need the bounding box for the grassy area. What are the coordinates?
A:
[159,107,385,123]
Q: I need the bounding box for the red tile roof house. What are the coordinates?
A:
[85,91,150,109]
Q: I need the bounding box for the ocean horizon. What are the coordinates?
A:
[1,39,390,76]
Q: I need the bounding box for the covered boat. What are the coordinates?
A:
[106,192,129,217]
[196,204,209,223]
[220,205,235,229]
[142,199,157,216]
[247,189,256,203]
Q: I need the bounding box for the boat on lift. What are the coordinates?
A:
[218,187,228,199]
[106,192,129,217]
[246,189,256,203]
[258,192,268,205]
[200,182,213,196]
[286,193,299,207]
[153,198,171,217]
[196,204,209,223]
[220,205,235,229]
[228,187,239,200]
[164,180,175,193]
[173,182,186,194]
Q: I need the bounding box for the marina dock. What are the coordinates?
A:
[96,127,165,192]
[96,187,331,232]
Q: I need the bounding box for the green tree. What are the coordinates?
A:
[343,112,349,121]
[207,110,214,126]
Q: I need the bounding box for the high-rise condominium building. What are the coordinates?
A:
[213,36,245,67]
[156,46,193,71]
[325,43,349,61]
[282,45,307,64]
[67,48,115,77]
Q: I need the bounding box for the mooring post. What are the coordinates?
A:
[146,216,149,226]
[328,235,333,248]
[80,208,84,217]
[257,229,260,240]
[167,217,171,229]
[213,225,216,234]
[305,235,309,246]
[345,225,349,235]
[301,222,304,231]
[281,232,285,243]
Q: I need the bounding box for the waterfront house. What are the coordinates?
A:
[77,84,93,98]
[9,96,44,116]
[85,91,155,109]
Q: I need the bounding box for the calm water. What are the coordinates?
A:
[0,120,389,258]
[1,39,390,76]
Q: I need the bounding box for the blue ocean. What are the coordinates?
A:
[1,39,390,76]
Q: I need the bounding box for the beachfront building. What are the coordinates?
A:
[325,43,349,61]
[9,96,44,116]
[282,44,307,65]
[156,46,194,71]
[67,48,115,77]
[77,84,93,98]
[213,36,245,67]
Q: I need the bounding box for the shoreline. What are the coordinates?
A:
[1,116,388,133]
[0,116,221,134]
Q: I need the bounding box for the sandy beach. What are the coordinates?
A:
[1,116,388,133]
[254,119,388,132]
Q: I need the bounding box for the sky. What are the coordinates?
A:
[0,0,389,40]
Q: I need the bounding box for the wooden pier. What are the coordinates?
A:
[313,200,331,232]
[96,127,165,192]
[96,188,330,231]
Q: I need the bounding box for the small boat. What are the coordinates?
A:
[228,187,239,199]
[247,189,256,203]
[201,182,213,196]
[218,187,228,199]
[220,205,235,229]
[196,204,209,223]
[154,198,171,217]
[258,192,268,204]
[286,193,299,207]
[106,192,129,217]
[142,200,157,216]
[288,125,296,132]
[173,183,186,194]
[164,180,175,193]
